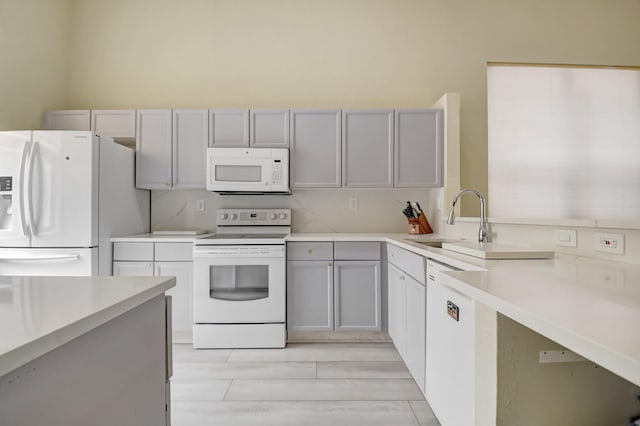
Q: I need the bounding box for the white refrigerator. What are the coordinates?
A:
[0,131,150,276]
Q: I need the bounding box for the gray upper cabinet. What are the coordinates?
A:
[394,109,443,188]
[290,109,341,188]
[42,110,91,131]
[136,109,207,190]
[91,110,136,140]
[208,109,249,147]
[250,109,289,147]
[342,110,394,188]
[136,109,173,189]
[173,109,208,189]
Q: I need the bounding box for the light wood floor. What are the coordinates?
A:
[171,342,440,426]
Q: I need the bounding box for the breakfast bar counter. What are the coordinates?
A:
[0,275,175,426]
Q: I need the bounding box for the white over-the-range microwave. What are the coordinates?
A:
[206,148,290,194]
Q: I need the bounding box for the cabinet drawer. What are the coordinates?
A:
[113,242,154,261]
[387,244,425,284]
[334,242,380,260]
[155,242,193,261]
[287,242,333,261]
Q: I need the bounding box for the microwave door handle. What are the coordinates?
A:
[25,141,38,236]
[18,141,31,236]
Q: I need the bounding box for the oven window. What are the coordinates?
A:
[215,165,262,182]
[209,265,269,301]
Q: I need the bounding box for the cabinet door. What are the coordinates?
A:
[387,263,406,355]
[334,261,381,331]
[173,109,208,189]
[405,276,426,392]
[342,110,393,188]
[209,109,249,147]
[91,110,136,140]
[112,261,154,276]
[290,110,341,188]
[287,260,333,331]
[136,109,173,189]
[250,109,289,147]
[42,110,90,130]
[155,261,193,336]
[394,109,443,187]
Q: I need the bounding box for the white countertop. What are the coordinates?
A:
[111,230,640,385]
[0,275,175,378]
[289,232,640,386]
[440,261,640,387]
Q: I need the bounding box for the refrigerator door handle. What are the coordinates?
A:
[0,254,80,262]
[18,141,31,237]
[25,141,38,236]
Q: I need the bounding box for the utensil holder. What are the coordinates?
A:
[418,212,434,234]
[407,219,420,234]
[407,212,434,234]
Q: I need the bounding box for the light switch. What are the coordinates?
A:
[555,229,577,247]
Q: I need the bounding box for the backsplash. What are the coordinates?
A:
[439,218,640,265]
[151,188,444,233]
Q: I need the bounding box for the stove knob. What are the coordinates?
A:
[219,212,228,220]
[270,213,278,220]
[230,213,238,220]
[278,212,287,220]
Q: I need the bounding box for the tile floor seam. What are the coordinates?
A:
[221,379,234,401]
[407,400,422,426]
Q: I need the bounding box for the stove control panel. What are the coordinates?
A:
[217,208,291,226]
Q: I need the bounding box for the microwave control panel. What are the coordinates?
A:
[272,160,283,184]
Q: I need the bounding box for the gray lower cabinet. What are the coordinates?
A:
[387,262,406,353]
[287,260,334,331]
[405,273,426,392]
[387,243,427,392]
[112,241,194,343]
[287,241,381,333]
[334,260,381,330]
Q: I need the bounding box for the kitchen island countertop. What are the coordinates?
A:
[0,275,175,377]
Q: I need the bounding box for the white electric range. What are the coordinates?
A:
[192,208,290,349]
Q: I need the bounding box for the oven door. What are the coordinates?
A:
[193,245,285,323]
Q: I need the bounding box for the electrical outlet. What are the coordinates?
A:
[196,199,205,212]
[555,229,577,247]
[594,232,624,254]
[348,197,358,211]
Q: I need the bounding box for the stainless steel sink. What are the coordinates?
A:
[404,239,444,248]
[415,241,443,248]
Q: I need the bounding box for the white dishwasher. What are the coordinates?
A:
[425,259,475,426]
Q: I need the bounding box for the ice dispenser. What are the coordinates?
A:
[0,177,13,230]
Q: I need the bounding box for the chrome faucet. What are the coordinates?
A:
[447,189,490,243]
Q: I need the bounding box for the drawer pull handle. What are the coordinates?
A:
[308,249,313,254]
